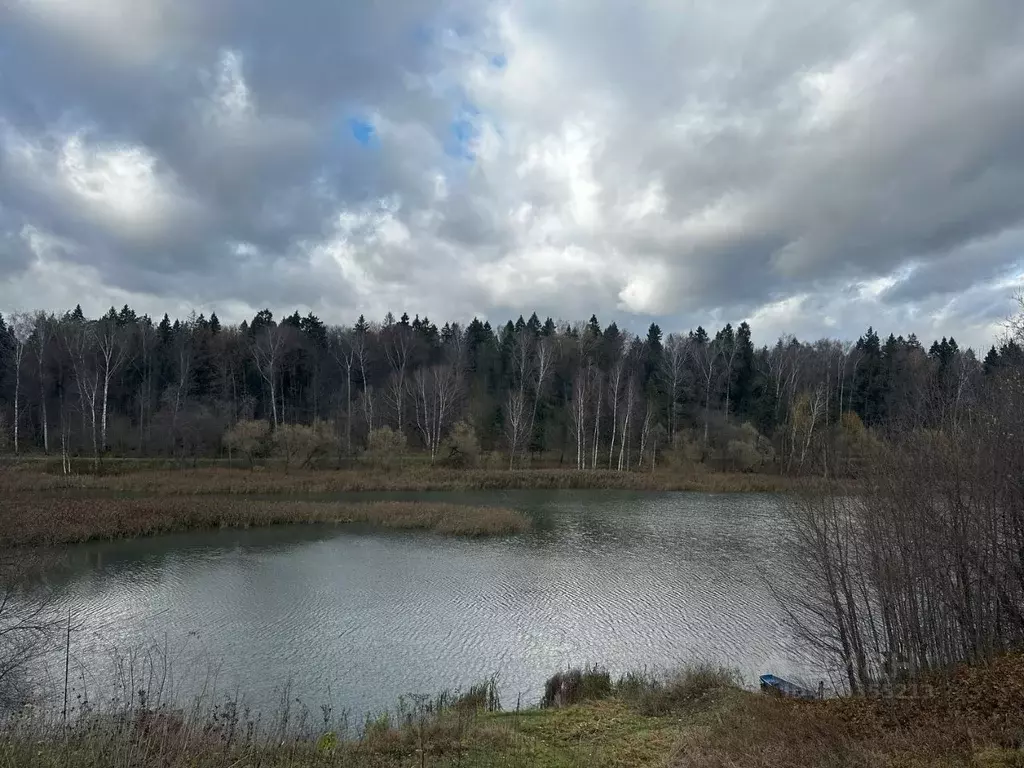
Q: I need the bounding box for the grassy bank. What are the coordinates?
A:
[5,659,1024,767]
[0,465,803,495]
[0,496,530,547]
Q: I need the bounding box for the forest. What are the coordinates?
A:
[0,303,1018,473]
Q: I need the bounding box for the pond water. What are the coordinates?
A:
[39,491,813,716]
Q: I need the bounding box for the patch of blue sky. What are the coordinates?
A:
[444,102,480,161]
[346,116,378,147]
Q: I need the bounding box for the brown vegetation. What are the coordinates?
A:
[785,370,1024,694]
[0,496,530,546]
[673,654,1024,768]
[5,658,1024,767]
[0,465,803,495]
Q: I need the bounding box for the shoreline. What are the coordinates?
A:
[8,657,1023,767]
[0,496,531,547]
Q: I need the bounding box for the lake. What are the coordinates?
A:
[39,490,811,717]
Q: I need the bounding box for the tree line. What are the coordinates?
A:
[0,303,1018,470]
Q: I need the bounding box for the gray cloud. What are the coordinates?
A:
[0,0,1022,348]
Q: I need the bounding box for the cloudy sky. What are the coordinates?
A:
[1,0,1023,347]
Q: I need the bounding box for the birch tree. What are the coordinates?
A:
[412,363,460,462]
[589,366,603,470]
[353,327,374,435]
[251,324,286,428]
[60,318,100,466]
[96,315,130,450]
[506,328,534,466]
[31,312,53,454]
[526,336,553,460]
[661,333,689,439]
[384,324,412,434]
[692,336,721,446]
[8,314,33,454]
[617,377,638,471]
[606,350,626,469]
[504,389,527,469]
[570,367,590,469]
[328,327,357,455]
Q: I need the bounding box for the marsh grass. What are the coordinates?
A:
[615,664,742,716]
[0,465,803,495]
[0,496,530,546]
[539,664,740,714]
[1,682,512,768]
[541,666,614,708]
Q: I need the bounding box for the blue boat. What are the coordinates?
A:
[759,674,822,700]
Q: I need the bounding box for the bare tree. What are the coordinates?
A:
[328,327,357,455]
[8,313,33,454]
[782,360,1024,693]
[661,333,690,439]
[412,363,460,462]
[590,366,603,470]
[526,336,553,461]
[637,398,655,470]
[504,390,527,468]
[570,366,590,470]
[130,320,157,451]
[836,342,856,423]
[0,555,61,712]
[692,336,721,446]
[787,384,827,473]
[606,349,626,469]
[251,325,286,428]
[96,315,130,450]
[383,324,413,434]
[506,328,534,467]
[170,322,195,434]
[617,377,638,471]
[353,328,374,435]
[31,312,53,454]
[60,318,100,466]
[721,333,739,421]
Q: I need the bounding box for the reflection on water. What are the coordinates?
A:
[43,491,808,715]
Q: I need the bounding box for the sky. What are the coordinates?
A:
[1,1,1023,348]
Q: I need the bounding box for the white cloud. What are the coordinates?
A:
[2,124,200,242]
[2,0,1023,347]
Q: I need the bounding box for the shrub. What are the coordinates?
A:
[366,427,407,471]
[272,421,338,471]
[541,666,613,708]
[442,421,480,468]
[834,411,878,472]
[668,429,705,466]
[222,419,271,468]
[720,422,774,472]
[617,663,740,716]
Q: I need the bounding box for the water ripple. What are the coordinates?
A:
[46,491,807,715]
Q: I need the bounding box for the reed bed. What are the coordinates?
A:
[0,466,802,496]
[0,496,530,547]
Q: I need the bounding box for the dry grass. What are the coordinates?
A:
[0,465,804,495]
[8,657,1024,767]
[0,495,531,546]
[4,657,1024,767]
[670,654,1024,768]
